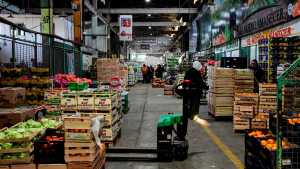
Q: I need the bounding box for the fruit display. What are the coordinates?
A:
[54,74,92,88]
[0,119,60,142]
[248,130,273,138]
[0,67,51,106]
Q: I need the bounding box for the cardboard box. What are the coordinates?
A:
[11,164,36,169]
[38,164,67,169]
[0,87,26,107]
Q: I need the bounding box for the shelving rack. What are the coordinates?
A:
[276,57,300,169]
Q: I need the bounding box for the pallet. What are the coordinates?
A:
[65,149,98,162]
[208,111,233,121]
[11,164,36,169]
[67,155,105,169]
[38,164,67,169]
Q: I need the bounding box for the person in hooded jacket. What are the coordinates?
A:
[184,61,208,116]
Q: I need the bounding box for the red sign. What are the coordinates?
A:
[213,33,225,46]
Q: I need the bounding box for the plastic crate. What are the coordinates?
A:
[34,129,65,164]
[68,83,88,91]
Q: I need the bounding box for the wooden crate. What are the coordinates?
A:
[61,93,77,111]
[259,83,277,96]
[65,142,97,156]
[234,93,259,104]
[11,164,35,169]
[67,153,105,169]
[77,93,94,111]
[211,106,233,117]
[233,105,255,119]
[259,96,276,105]
[94,93,117,111]
[251,119,268,129]
[65,129,93,141]
[38,164,67,169]
[64,116,92,130]
[65,149,98,162]
[101,121,120,142]
[0,156,32,165]
[233,117,250,131]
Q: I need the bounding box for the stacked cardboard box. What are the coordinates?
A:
[257,83,277,128]
[233,93,259,131]
[97,58,120,83]
[208,67,235,117]
[64,116,106,169]
[0,87,25,108]
[234,69,254,93]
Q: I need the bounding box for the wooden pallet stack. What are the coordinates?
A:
[258,83,277,128]
[94,92,121,145]
[208,67,235,118]
[234,69,254,93]
[164,85,174,95]
[233,93,259,131]
[119,66,129,91]
[64,116,105,169]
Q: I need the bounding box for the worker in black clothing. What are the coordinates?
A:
[250,59,265,93]
[184,61,208,118]
[155,64,164,79]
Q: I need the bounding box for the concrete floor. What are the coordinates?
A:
[107,84,244,169]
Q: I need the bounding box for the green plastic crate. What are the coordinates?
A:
[68,82,88,91]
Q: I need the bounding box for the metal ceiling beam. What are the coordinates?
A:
[0,0,21,13]
[84,0,108,25]
[98,8,198,14]
[111,21,183,27]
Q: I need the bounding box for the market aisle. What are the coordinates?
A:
[107,84,244,169]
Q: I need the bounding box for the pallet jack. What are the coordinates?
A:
[106,80,199,162]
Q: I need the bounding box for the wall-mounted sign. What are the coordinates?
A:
[238,5,290,37]
[241,20,300,47]
[119,15,133,41]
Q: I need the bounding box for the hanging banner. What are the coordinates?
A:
[119,15,133,41]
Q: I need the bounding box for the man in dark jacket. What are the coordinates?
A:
[184,61,208,117]
[250,59,265,92]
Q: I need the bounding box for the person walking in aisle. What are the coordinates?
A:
[184,61,208,116]
[148,65,154,83]
[141,64,149,83]
[155,64,164,79]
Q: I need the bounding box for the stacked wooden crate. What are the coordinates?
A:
[234,69,254,93]
[97,58,120,83]
[233,93,259,131]
[258,83,277,128]
[152,78,165,88]
[208,67,235,117]
[164,85,174,96]
[94,92,121,144]
[64,116,105,169]
[119,66,129,90]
